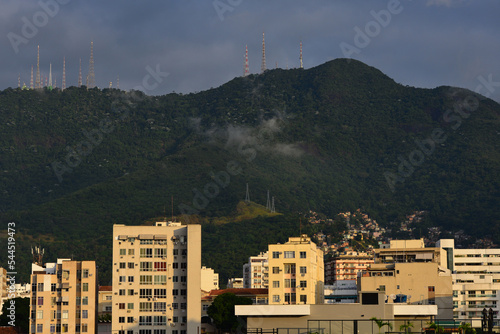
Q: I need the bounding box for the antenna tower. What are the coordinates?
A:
[87,41,96,88]
[62,57,66,91]
[243,45,249,77]
[299,41,303,69]
[266,190,271,210]
[30,65,34,89]
[48,63,53,89]
[35,45,41,89]
[245,183,250,203]
[78,58,82,87]
[261,32,266,73]
[31,245,45,266]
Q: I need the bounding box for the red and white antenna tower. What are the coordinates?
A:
[87,41,96,88]
[30,65,34,89]
[35,45,41,89]
[78,58,82,87]
[243,45,249,77]
[261,32,266,74]
[299,41,303,69]
[62,57,66,91]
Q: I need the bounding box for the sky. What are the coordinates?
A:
[1,0,499,101]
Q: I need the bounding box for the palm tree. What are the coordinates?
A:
[458,322,476,334]
[428,322,444,334]
[371,317,393,334]
[400,321,414,333]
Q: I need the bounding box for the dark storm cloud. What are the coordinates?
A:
[1,0,499,101]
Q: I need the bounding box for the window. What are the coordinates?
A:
[128,303,134,310]
[82,283,88,291]
[128,276,134,282]
[172,302,178,309]
[172,276,178,282]
[154,275,167,284]
[62,310,68,319]
[37,310,43,319]
[154,302,166,312]
[285,279,291,288]
[37,283,44,292]
[273,267,280,274]
[300,266,307,274]
[37,297,43,305]
[140,239,153,245]
[140,275,153,285]
[273,281,280,288]
[285,293,291,304]
[180,276,187,282]
[154,316,166,326]
[82,310,88,319]
[172,289,179,295]
[82,269,89,278]
[140,262,153,271]
[181,262,187,269]
[428,286,435,292]
[173,263,179,269]
[154,262,167,271]
[181,303,187,310]
[180,289,187,296]
[119,317,125,323]
[128,317,134,323]
[300,295,307,304]
[300,251,306,258]
[140,289,152,298]
[119,262,126,269]
[128,249,135,255]
[119,303,125,309]
[119,289,125,295]
[284,264,296,274]
[120,249,126,255]
[139,316,152,325]
[51,283,56,292]
[300,281,307,288]
[128,262,135,269]
[139,302,152,312]
[272,251,280,258]
[155,249,167,257]
[37,324,43,333]
[119,276,126,282]
[379,285,386,292]
[140,248,153,258]
[82,297,88,305]
[284,251,295,258]
[81,324,87,333]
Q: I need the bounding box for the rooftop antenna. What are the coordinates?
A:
[299,41,303,69]
[87,41,96,89]
[62,57,66,91]
[30,65,34,89]
[261,32,266,74]
[31,245,45,266]
[35,45,41,89]
[243,45,250,77]
[245,183,250,203]
[266,190,271,210]
[78,58,82,87]
[48,63,53,90]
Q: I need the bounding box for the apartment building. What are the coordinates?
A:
[112,222,201,334]
[243,251,269,289]
[29,259,98,334]
[268,235,324,305]
[358,239,453,319]
[200,266,219,293]
[325,249,373,284]
[437,239,500,327]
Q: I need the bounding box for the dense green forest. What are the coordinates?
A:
[0,58,499,285]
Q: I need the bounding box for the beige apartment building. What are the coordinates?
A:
[325,249,374,284]
[268,235,324,305]
[358,239,453,319]
[29,259,98,334]
[112,222,201,334]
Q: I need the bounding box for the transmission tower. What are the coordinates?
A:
[116,75,119,90]
[87,41,96,88]
[299,41,303,69]
[266,190,271,210]
[271,196,275,213]
[243,45,249,77]
[35,45,41,89]
[245,183,250,203]
[48,63,53,90]
[30,65,34,89]
[261,32,266,73]
[18,74,20,88]
[62,57,66,91]
[78,58,82,87]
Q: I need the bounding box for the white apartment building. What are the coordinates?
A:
[437,239,500,327]
[243,251,269,289]
[112,222,201,334]
[200,266,219,293]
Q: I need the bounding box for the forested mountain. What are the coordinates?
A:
[0,58,499,284]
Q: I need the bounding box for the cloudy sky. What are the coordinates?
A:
[2,0,499,101]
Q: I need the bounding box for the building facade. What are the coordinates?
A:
[29,259,98,334]
[268,235,324,305]
[438,239,500,327]
[200,266,219,293]
[325,249,373,284]
[243,251,269,289]
[112,222,201,334]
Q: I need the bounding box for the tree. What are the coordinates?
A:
[207,292,253,333]
[400,321,414,333]
[0,297,30,333]
[458,322,476,334]
[370,317,393,334]
[428,322,444,334]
